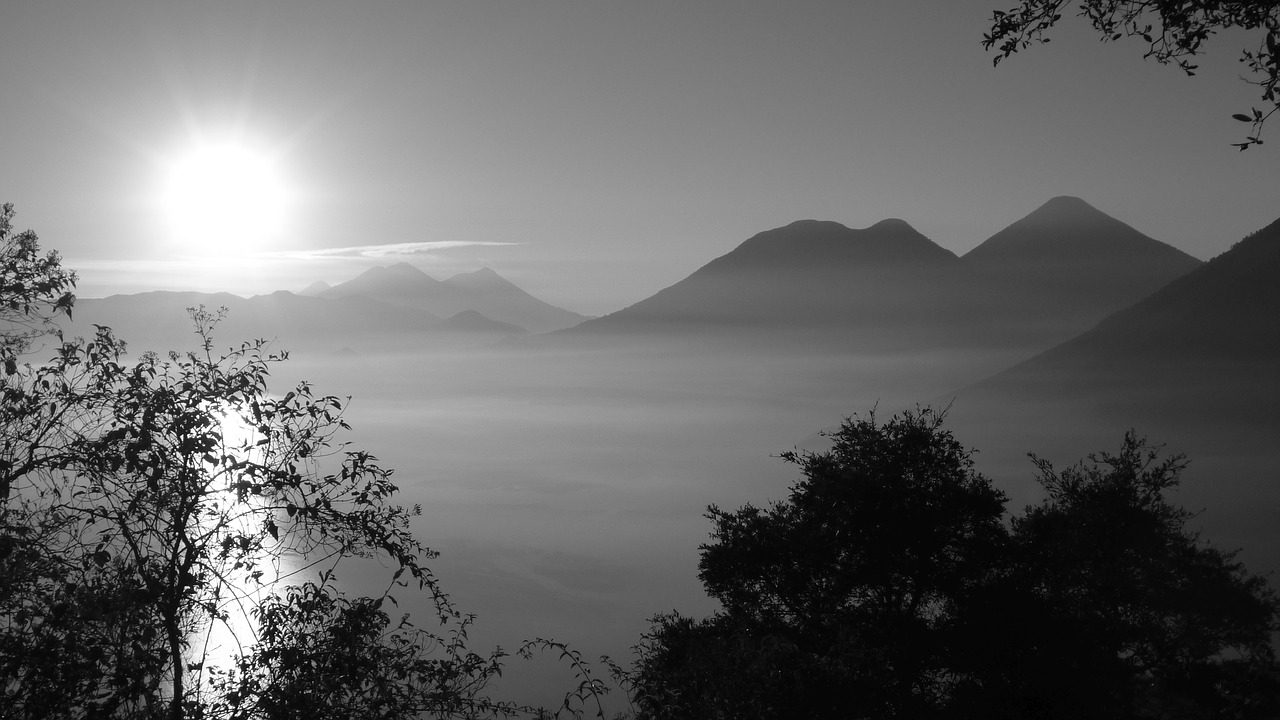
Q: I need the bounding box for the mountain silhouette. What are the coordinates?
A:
[566,203,1199,359]
[569,219,962,348]
[438,309,527,336]
[72,198,1208,373]
[442,267,513,291]
[318,262,451,308]
[964,214,1280,421]
[68,290,443,356]
[950,216,1280,591]
[443,268,589,332]
[957,196,1201,347]
[319,263,586,333]
[963,196,1196,272]
[298,280,331,296]
[702,218,959,272]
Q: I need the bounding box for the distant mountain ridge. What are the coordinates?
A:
[298,280,331,296]
[70,197,1209,369]
[948,214,1280,590]
[67,288,534,357]
[567,197,1201,358]
[703,218,960,272]
[955,196,1203,346]
[439,309,527,336]
[570,218,963,341]
[962,195,1196,270]
[67,290,443,356]
[68,263,585,355]
[317,263,588,334]
[970,214,1280,395]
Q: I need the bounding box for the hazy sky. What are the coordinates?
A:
[2,1,1275,316]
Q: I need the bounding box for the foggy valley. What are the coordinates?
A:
[8,3,1280,716]
[60,197,1280,709]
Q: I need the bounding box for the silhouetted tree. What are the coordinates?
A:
[0,205,613,720]
[0,206,140,718]
[209,578,518,720]
[951,434,1280,719]
[0,203,74,375]
[633,408,1009,719]
[0,298,480,719]
[984,0,1280,148]
[631,412,1280,719]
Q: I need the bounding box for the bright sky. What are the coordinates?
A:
[1,1,1275,316]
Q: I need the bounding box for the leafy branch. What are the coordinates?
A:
[984,0,1280,148]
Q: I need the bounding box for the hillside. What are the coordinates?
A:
[319,263,587,333]
[956,196,1203,347]
[965,215,1279,412]
[565,200,1199,359]
[569,219,963,348]
[67,291,443,356]
[949,215,1280,590]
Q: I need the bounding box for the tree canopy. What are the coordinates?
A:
[984,0,1280,149]
[0,205,613,720]
[0,203,74,373]
[631,410,1280,719]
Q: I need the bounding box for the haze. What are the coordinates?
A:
[4,1,1278,712]
[58,197,1280,709]
[2,1,1277,315]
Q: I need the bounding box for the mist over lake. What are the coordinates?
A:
[56,200,1280,709]
[6,3,1280,714]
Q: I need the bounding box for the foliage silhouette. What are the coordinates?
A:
[0,303,452,719]
[631,410,1280,719]
[0,205,617,720]
[984,0,1280,149]
[633,408,1008,719]
[0,206,135,717]
[950,436,1280,718]
[0,203,75,374]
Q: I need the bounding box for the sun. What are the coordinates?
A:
[160,141,290,253]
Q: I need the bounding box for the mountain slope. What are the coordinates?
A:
[971,215,1280,401]
[319,263,587,333]
[956,196,1202,346]
[950,216,1280,589]
[298,280,331,297]
[565,203,1199,359]
[953,214,1280,464]
[569,219,963,347]
[438,309,527,336]
[318,263,453,310]
[443,268,588,332]
[963,196,1198,273]
[68,290,443,356]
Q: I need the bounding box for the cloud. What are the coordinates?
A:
[269,240,520,261]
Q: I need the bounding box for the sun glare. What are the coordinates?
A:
[199,405,272,668]
[160,142,290,253]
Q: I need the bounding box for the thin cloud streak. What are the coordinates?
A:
[271,240,520,261]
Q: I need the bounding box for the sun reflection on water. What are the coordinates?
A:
[192,405,294,683]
